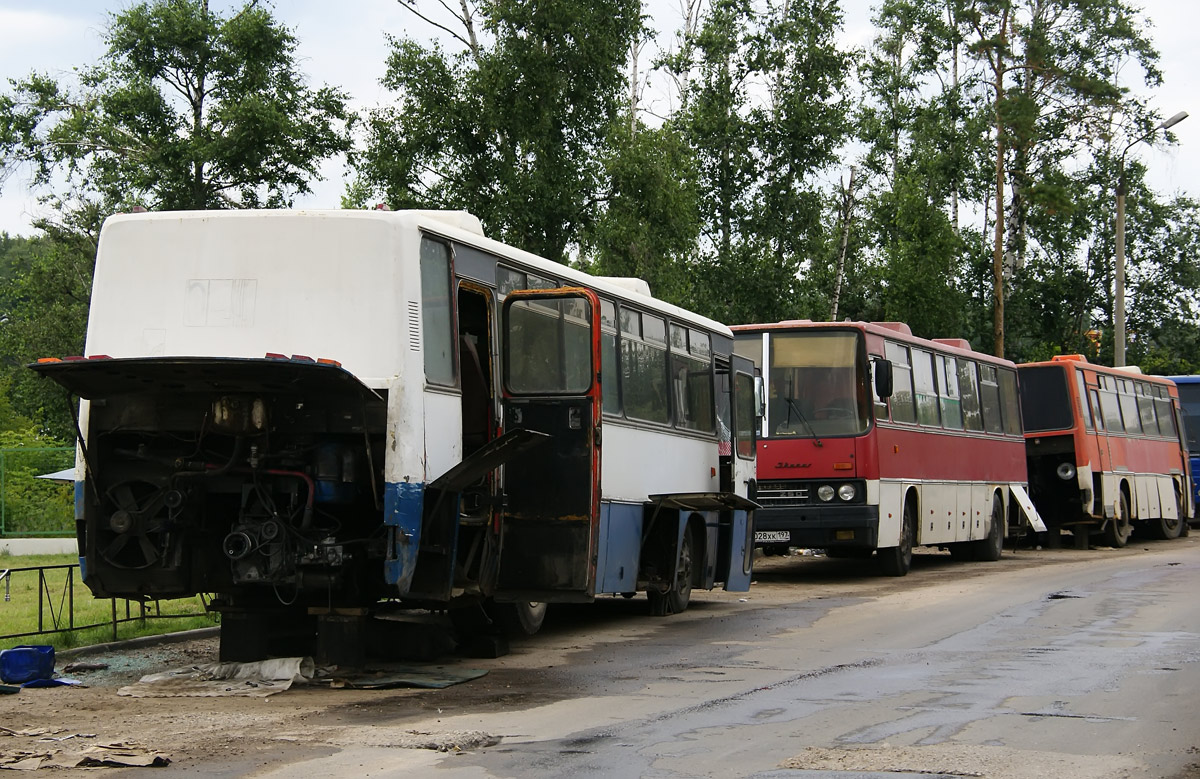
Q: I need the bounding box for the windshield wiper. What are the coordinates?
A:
[784,397,822,447]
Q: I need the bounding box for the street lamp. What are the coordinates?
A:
[1114,110,1188,367]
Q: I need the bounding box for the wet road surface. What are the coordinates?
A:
[238,537,1200,778]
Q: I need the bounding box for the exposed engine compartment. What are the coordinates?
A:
[33,357,389,607]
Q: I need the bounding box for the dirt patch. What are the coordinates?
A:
[783,744,1143,779]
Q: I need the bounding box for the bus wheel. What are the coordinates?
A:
[879,501,915,577]
[1104,493,1133,548]
[649,525,695,616]
[972,495,1004,562]
[493,601,548,636]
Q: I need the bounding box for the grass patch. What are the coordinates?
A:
[0,551,217,651]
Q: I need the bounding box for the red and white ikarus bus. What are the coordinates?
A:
[732,321,1041,576]
[1020,356,1191,546]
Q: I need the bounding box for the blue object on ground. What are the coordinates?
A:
[0,645,55,684]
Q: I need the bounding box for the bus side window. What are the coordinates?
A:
[1092,388,1110,431]
[420,237,456,386]
[1118,379,1142,434]
[1136,382,1158,436]
[1099,377,1123,432]
[1155,390,1177,438]
[999,368,1021,435]
[622,308,669,424]
[958,360,984,432]
[1076,370,1093,431]
[671,324,714,432]
[885,341,916,424]
[735,372,756,458]
[600,299,620,415]
[912,349,940,427]
[939,355,963,430]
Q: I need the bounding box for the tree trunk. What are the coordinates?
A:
[830,167,857,322]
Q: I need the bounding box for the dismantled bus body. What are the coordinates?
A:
[31,210,757,662]
[1021,356,1191,547]
[733,321,1041,576]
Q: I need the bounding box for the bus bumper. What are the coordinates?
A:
[753,505,880,549]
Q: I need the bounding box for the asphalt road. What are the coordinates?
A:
[254,536,1200,778]
[5,536,1199,778]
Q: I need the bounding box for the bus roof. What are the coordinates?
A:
[1021,357,1179,389]
[99,209,732,337]
[87,210,733,386]
[731,320,1015,367]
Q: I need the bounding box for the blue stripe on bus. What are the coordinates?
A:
[383,481,424,592]
[74,480,84,522]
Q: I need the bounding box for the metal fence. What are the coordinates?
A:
[0,447,75,537]
[0,563,213,644]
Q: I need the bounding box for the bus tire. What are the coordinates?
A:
[879,500,915,577]
[971,495,1004,562]
[1104,492,1133,548]
[493,601,548,636]
[649,525,695,616]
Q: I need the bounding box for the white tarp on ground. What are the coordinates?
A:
[117,657,314,698]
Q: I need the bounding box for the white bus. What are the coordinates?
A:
[33,209,757,663]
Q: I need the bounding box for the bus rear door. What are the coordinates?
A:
[496,288,601,601]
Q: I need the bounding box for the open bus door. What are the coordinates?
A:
[495,288,601,602]
[710,354,757,591]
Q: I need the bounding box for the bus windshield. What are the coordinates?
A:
[1176,382,1200,454]
[767,331,868,438]
[1018,365,1073,432]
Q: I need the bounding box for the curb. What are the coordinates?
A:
[56,626,221,660]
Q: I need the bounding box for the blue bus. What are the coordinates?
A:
[1168,375,1200,523]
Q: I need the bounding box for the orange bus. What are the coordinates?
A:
[1019,355,1191,547]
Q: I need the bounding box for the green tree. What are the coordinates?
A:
[0,221,96,441]
[960,0,1162,356]
[0,0,352,218]
[667,0,852,324]
[0,0,351,439]
[353,0,641,263]
[581,122,701,305]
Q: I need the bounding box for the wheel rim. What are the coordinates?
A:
[676,531,694,600]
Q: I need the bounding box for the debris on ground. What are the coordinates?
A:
[0,732,169,770]
[117,657,314,698]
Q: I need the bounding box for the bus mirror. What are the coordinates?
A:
[874,359,894,399]
[754,375,767,418]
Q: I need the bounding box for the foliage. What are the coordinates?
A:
[0,0,352,439]
[0,224,95,440]
[665,0,853,324]
[0,0,353,216]
[0,376,73,537]
[352,0,641,263]
[580,122,701,304]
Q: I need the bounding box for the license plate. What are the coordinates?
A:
[755,531,791,543]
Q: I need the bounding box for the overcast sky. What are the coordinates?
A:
[0,0,1194,237]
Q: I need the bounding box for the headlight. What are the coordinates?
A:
[817,484,835,502]
[1056,462,1077,481]
[838,483,857,501]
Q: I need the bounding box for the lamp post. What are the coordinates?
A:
[1114,110,1188,367]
